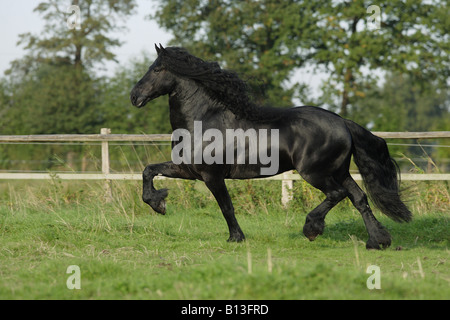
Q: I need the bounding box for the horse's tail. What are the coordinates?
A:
[345,119,412,222]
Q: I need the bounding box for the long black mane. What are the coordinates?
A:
[158,47,280,121]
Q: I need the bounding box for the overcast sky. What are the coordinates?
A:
[0,0,172,76]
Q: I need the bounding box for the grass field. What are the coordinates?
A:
[0,178,448,300]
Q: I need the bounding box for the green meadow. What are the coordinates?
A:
[0,178,448,299]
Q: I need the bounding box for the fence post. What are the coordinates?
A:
[281,172,293,207]
[101,128,112,202]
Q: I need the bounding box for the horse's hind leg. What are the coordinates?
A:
[302,176,348,241]
[142,161,196,214]
[342,176,391,249]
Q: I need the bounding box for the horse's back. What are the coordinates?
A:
[277,106,353,176]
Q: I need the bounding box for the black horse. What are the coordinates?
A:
[130,44,412,249]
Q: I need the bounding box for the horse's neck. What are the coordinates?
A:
[168,80,224,130]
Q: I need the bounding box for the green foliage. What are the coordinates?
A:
[3,64,99,135]
[1,0,138,136]
[14,0,136,70]
[348,72,450,165]
[1,0,449,137]
[152,0,326,107]
[302,0,449,116]
[152,0,449,120]
[0,1,172,171]
[352,72,449,132]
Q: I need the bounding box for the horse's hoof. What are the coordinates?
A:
[145,189,168,215]
[227,233,245,243]
[366,229,391,250]
[153,199,166,215]
[305,234,318,241]
[303,219,325,241]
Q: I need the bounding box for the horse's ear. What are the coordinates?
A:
[155,43,166,55]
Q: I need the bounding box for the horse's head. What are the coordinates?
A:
[130,44,176,108]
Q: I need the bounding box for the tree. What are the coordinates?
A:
[0,0,137,172]
[14,0,136,72]
[3,0,137,135]
[352,72,449,132]
[347,72,449,172]
[152,0,326,107]
[310,0,449,116]
[151,0,449,118]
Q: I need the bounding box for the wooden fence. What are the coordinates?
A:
[1,129,449,205]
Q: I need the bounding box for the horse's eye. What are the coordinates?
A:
[153,67,162,73]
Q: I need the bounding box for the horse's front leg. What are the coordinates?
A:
[142,161,196,214]
[202,175,245,242]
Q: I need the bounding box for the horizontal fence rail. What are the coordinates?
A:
[0,172,449,181]
[2,131,449,142]
[0,133,172,142]
[1,129,449,205]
